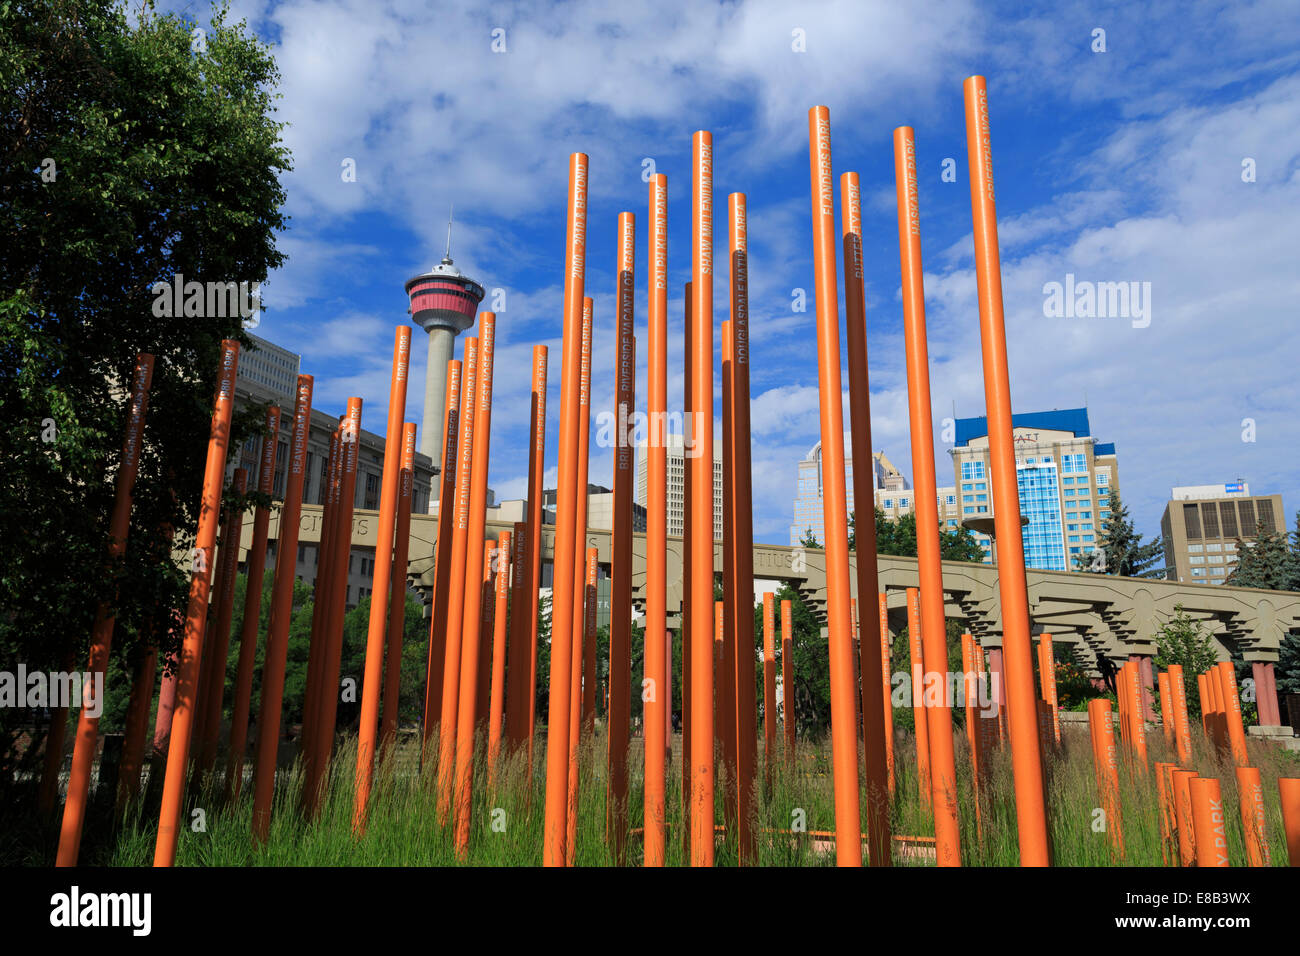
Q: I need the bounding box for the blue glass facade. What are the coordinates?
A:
[1018,462,1067,571]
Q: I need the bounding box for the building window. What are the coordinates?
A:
[1062,477,1075,486]
[1210,566,1225,576]
[1068,535,1080,542]
[1208,555,1224,564]
[884,499,893,508]
[1206,544,1221,552]
[1065,489,1076,497]
[1188,544,1203,553]
[1069,546,1080,554]
[1191,568,1206,577]
[977,505,988,513]
[1096,473,1108,486]
[1189,556,1205,564]
[1067,511,1078,519]
[964,506,975,515]
[1081,523,1093,531]
[975,483,986,491]
[1067,524,1078,531]
[1082,534,1094,542]
[946,495,956,505]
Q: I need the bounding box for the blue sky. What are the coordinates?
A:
[179,0,1300,545]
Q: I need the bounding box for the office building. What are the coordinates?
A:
[636,433,723,540]
[1160,482,1284,584]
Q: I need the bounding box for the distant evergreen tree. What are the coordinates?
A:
[848,507,986,563]
[798,527,821,549]
[1225,511,1300,591]
[1075,490,1164,577]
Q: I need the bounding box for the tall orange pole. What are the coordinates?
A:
[56,353,153,866]
[380,421,418,756]
[196,466,247,772]
[688,130,717,866]
[1191,777,1229,867]
[565,301,594,864]
[762,593,776,793]
[1280,778,1300,866]
[1234,766,1269,867]
[301,420,340,770]
[892,129,961,864]
[963,75,1049,865]
[488,529,512,782]
[609,211,636,862]
[840,172,891,865]
[476,546,494,730]
[1087,699,1123,852]
[543,153,588,866]
[1218,661,1250,765]
[353,325,412,832]
[781,599,795,765]
[1172,769,1199,866]
[227,406,280,801]
[452,313,497,856]
[681,279,693,843]
[437,338,478,824]
[806,106,863,866]
[1157,670,1174,746]
[247,374,313,846]
[643,173,669,866]
[506,521,528,753]
[879,593,895,795]
[906,586,931,805]
[1168,663,1193,764]
[961,634,978,760]
[523,346,548,769]
[152,344,240,866]
[424,358,462,752]
[720,318,737,832]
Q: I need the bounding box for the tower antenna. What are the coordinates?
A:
[444,205,454,263]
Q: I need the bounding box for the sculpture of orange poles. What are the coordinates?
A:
[608,211,636,860]
[353,325,412,832]
[1217,661,1250,765]
[226,406,281,801]
[781,599,795,766]
[762,593,777,793]
[879,593,895,794]
[424,359,462,753]
[906,586,931,805]
[1190,777,1229,867]
[1280,778,1300,866]
[1167,663,1193,764]
[247,374,313,845]
[687,130,718,866]
[55,353,154,866]
[963,75,1050,866]
[720,318,737,830]
[1086,699,1123,853]
[643,172,669,867]
[300,420,340,769]
[806,106,862,866]
[380,421,418,756]
[1234,766,1270,867]
[840,172,890,865]
[892,128,961,864]
[452,313,497,855]
[523,346,548,768]
[543,153,588,867]
[488,529,513,782]
[437,337,479,824]
[1172,768,1198,866]
[681,279,694,843]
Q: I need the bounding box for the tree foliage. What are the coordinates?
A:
[849,507,987,563]
[1152,604,1220,720]
[1074,490,1164,577]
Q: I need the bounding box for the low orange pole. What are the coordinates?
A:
[226,405,281,801]
[1196,672,1210,737]
[762,593,777,793]
[1280,778,1300,866]
[781,599,795,766]
[1086,699,1123,853]
[543,153,588,866]
[1218,661,1250,766]
[720,317,738,844]
[1126,660,1148,770]
[642,173,668,867]
[452,313,497,856]
[1234,766,1270,867]
[380,422,418,757]
[807,106,862,865]
[963,75,1049,865]
[879,593,894,795]
[117,642,157,813]
[1167,664,1193,764]
[424,358,462,754]
[1191,777,1230,867]
[248,374,313,845]
[1157,671,1174,746]
[1172,769,1199,866]
[1159,762,1178,863]
[905,586,931,806]
[56,353,154,866]
[961,634,978,763]
[1154,761,1172,864]
[487,530,511,784]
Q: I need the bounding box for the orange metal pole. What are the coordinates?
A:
[56,353,153,866]
[1158,670,1174,746]
[1087,699,1123,853]
[841,168,889,866]
[720,318,737,834]
[1234,766,1270,867]
[248,374,313,845]
[643,173,669,867]
[879,593,895,795]
[1127,660,1148,770]
[424,358,462,754]
[1197,671,1210,737]
[506,520,527,754]
[806,106,863,866]
[488,529,511,783]
[961,634,978,762]
[353,324,412,832]
[1154,760,1172,863]
[892,130,961,864]
[1040,634,1059,744]
[906,586,931,805]
[301,420,340,771]
[543,153,588,866]
[437,338,478,824]
[1167,663,1192,764]
[1172,769,1199,866]
[681,279,693,847]
[762,593,776,793]
[452,313,497,855]
[781,599,795,766]
[1158,761,1178,863]
[523,346,548,770]
[1280,778,1300,866]
[476,545,494,730]
[196,467,247,772]
[228,406,280,802]
[380,422,417,757]
[1218,661,1250,766]
[963,75,1049,865]
[1191,777,1230,867]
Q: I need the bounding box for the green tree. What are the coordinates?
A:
[1153,604,1219,719]
[798,527,820,549]
[750,584,829,734]
[1225,517,1300,591]
[1075,490,1164,577]
[1,1,290,778]
[850,507,986,563]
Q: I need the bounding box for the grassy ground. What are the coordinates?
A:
[71,721,1297,867]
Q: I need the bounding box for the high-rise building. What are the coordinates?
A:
[236,332,300,402]
[636,433,723,540]
[790,438,934,545]
[1160,482,1284,584]
[950,407,1120,570]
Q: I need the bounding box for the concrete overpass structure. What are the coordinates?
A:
[248,504,1300,681]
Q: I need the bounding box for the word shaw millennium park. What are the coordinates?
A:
[39,76,1300,868]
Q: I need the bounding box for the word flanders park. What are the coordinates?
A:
[47,77,1300,869]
